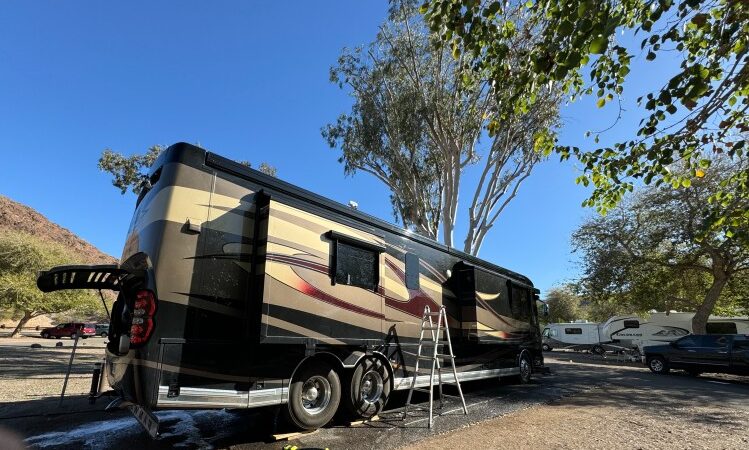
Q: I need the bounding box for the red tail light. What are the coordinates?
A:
[130,290,156,346]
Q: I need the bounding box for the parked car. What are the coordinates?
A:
[643,334,749,376]
[95,323,110,337]
[40,322,95,339]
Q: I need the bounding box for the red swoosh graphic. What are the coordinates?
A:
[384,259,440,318]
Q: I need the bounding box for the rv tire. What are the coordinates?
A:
[542,344,552,352]
[504,352,532,384]
[343,357,392,420]
[286,359,341,430]
[591,345,605,355]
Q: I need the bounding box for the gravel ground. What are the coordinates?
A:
[404,359,749,450]
[0,337,106,405]
[2,343,748,449]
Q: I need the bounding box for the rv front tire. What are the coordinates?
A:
[343,357,392,420]
[504,352,533,384]
[286,359,341,430]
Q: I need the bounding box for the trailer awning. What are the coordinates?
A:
[37,265,129,292]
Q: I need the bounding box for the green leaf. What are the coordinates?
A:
[589,36,608,54]
[596,98,606,108]
[681,178,691,188]
[558,20,574,36]
[646,52,656,61]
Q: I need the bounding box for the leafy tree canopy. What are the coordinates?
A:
[0,231,100,337]
[99,145,277,195]
[573,157,749,332]
[544,285,588,323]
[421,0,749,238]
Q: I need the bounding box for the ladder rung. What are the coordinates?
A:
[411,387,433,393]
[421,326,441,331]
[422,312,442,317]
[416,354,453,360]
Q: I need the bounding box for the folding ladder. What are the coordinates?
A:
[402,305,467,428]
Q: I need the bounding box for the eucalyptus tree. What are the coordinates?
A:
[421,0,749,240]
[324,0,559,254]
[573,158,749,333]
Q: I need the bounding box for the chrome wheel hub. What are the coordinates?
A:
[651,359,663,372]
[360,370,384,404]
[301,375,331,415]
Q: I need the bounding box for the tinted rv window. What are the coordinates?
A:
[564,328,583,335]
[509,285,530,321]
[706,322,737,334]
[335,241,378,290]
[405,253,420,290]
[623,320,640,328]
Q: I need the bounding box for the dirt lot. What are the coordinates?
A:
[2,342,748,449]
[406,380,749,450]
[0,336,106,407]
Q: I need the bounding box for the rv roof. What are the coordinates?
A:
[162,143,535,288]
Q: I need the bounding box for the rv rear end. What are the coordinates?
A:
[103,144,266,416]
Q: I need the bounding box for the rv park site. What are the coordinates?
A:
[2,1,749,449]
[2,320,749,449]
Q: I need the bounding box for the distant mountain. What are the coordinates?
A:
[0,195,117,265]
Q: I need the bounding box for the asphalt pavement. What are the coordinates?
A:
[5,352,749,449]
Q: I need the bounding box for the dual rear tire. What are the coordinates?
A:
[285,356,392,430]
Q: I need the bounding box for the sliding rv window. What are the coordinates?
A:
[327,231,385,291]
[334,241,378,290]
[564,328,583,335]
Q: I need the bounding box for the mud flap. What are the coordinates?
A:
[129,404,160,438]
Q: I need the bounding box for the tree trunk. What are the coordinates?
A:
[691,272,729,334]
[10,311,33,338]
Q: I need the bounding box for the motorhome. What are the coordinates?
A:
[541,321,602,353]
[37,143,544,436]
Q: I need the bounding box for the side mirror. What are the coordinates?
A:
[542,303,549,317]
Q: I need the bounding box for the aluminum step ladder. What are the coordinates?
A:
[402,305,467,428]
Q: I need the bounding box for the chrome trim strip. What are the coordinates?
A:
[156,386,288,408]
[392,367,520,391]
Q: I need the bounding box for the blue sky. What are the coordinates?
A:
[0,2,675,296]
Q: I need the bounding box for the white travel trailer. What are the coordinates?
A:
[543,312,749,354]
[636,312,749,350]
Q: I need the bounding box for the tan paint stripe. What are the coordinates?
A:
[159,293,244,317]
[264,314,345,345]
[128,358,249,383]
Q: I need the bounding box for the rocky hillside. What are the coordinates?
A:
[0,195,117,265]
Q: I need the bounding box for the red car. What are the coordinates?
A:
[40,322,95,339]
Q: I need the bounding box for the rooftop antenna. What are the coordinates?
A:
[348,200,358,210]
